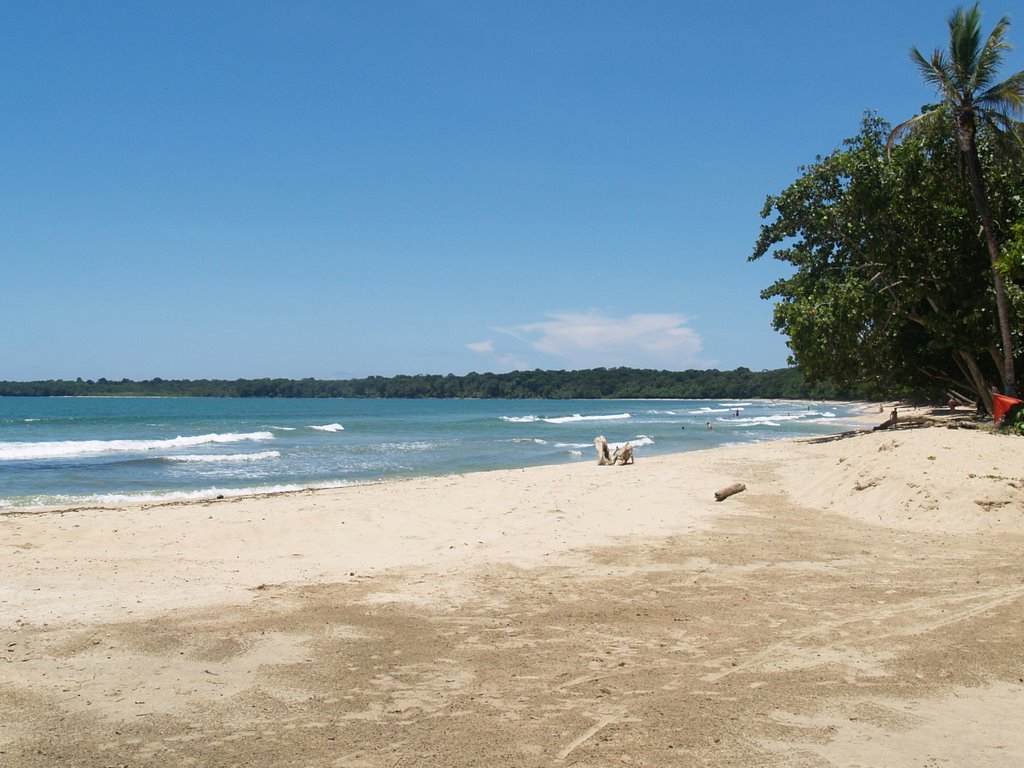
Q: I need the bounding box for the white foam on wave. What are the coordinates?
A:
[689,407,732,415]
[719,402,752,408]
[166,450,281,464]
[371,440,443,454]
[607,435,655,450]
[511,438,548,445]
[806,417,857,427]
[0,431,275,462]
[728,412,831,426]
[309,423,345,432]
[501,415,540,423]
[542,413,631,424]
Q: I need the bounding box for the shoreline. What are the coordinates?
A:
[3,420,1021,765]
[0,401,956,518]
[1,398,885,514]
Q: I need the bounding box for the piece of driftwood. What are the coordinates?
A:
[594,436,634,466]
[714,482,746,502]
[615,443,634,465]
[874,415,942,431]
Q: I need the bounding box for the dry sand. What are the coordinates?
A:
[2,410,1024,766]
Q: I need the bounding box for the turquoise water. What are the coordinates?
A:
[0,397,865,508]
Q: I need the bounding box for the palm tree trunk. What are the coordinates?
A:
[954,350,994,413]
[956,112,1018,397]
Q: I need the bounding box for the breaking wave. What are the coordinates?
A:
[542,413,631,424]
[0,432,275,462]
[164,451,281,464]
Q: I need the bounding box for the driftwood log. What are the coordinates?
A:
[616,443,634,465]
[714,482,746,502]
[874,415,941,431]
[594,436,634,466]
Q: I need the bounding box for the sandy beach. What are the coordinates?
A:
[3,408,1023,766]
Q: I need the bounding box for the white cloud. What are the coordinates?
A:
[467,338,530,371]
[488,310,709,370]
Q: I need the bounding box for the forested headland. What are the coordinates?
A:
[0,367,873,400]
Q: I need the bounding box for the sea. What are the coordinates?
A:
[0,397,867,509]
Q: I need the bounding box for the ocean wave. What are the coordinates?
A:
[806,417,854,427]
[0,431,275,462]
[727,416,786,426]
[729,412,832,426]
[309,423,345,432]
[542,413,631,424]
[719,402,752,408]
[500,415,540,423]
[165,450,281,464]
[689,407,732,414]
[511,438,549,445]
[605,435,655,451]
[378,440,439,452]
[626,435,655,448]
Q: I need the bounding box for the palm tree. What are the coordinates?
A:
[888,3,1024,398]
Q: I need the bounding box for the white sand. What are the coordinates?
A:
[2,419,1023,766]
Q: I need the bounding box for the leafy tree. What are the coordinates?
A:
[888,3,1024,396]
[0,367,856,400]
[752,113,1023,407]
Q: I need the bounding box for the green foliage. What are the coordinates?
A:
[890,2,1024,397]
[751,112,1023,405]
[1000,221,1024,279]
[0,367,861,400]
[1004,406,1024,435]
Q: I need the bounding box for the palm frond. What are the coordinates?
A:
[885,110,941,156]
[972,16,1013,94]
[911,46,956,102]
[980,111,1024,151]
[948,3,983,88]
[981,110,1022,131]
[977,70,1024,116]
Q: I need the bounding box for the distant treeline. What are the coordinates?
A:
[0,367,884,400]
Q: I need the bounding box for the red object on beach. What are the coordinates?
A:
[992,393,1023,424]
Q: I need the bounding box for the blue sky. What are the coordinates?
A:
[3,1,1022,380]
